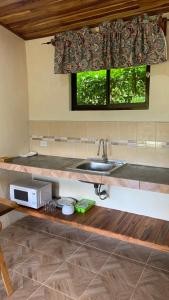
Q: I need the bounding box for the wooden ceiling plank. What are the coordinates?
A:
[0,0,135,23]
[0,0,101,17]
[0,0,23,8]
[8,2,139,32]
[22,5,169,40]
[139,0,169,7]
[0,0,169,40]
[21,8,150,39]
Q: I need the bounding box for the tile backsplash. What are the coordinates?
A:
[29,121,169,168]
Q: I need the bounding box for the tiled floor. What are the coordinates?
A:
[0,217,169,299]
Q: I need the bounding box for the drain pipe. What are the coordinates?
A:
[94,183,109,200]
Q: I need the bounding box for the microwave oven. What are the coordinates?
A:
[10,179,52,209]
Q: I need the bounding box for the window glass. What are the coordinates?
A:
[72,65,149,110]
[77,70,107,106]
[110,66,147,104]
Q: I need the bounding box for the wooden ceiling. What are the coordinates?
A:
[0,0,169,40]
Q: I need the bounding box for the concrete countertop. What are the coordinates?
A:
[1,155,169,193]
[7,155,169,184]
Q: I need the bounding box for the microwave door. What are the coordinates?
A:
[14,189,28,202]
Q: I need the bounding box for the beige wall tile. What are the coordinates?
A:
[29,121,50,137]
[86,144,98,159]
[137,122,156,142]
[86,122,118,139]
[30,121,87,138]
[156,122,169,142]
[30,139,53,155]
[73,143,88,159]
[110,145,137,164]
[117,122,137,141]
[28,121,169,168]
[48,121,61,136]
[155,148,169,167]
[136,148,157,166]
[60,121,87,138]
[30,139,40,152]
[51,142,76,158]
[38,141,53,155]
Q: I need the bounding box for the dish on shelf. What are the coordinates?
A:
[56,197,77,208]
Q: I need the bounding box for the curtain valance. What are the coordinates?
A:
[52,15,167,74]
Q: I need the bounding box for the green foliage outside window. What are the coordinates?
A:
[74,65,149,108]
[110,66,147,104]
[77,70,107,105]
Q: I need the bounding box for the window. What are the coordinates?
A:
[71,65,150,110]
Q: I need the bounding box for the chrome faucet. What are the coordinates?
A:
[97,139,108,162]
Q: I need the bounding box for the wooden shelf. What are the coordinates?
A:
[1,198,169,253]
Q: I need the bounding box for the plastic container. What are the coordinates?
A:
[75,199,95,214]
[62,204,74,215]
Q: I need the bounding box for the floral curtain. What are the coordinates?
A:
[51,15,167,74]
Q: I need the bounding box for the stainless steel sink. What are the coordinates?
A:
[68,159,126,175]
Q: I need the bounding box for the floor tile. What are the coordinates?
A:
[0,225,35,244]
[81,254,144,300]
[61,227,92,243]
[22,231,56,250]
[38,221,91,244]
[147,249,169,272]
[15,216,91,243]
[45,261,96,299]
[0,238,34,270]
[85,233,120,253]
[132,266,169,300]
[0,225,39,246]
[101,253,144,278]
[3,218,169,300]
[0,271,40,300]
[15,252,63,283]
[15,217,67,237]
[114,241,151,263]
[14,216,46,230]
[32,220,69,236]
[36,236,81,259]
[29,285,73,300]
[67,244,110,273]
[80,276,129,300]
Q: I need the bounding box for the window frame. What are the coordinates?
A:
[71,66,150,111]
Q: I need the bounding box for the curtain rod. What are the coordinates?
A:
[42,41,52,45]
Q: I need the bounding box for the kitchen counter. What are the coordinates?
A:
[1,155,169,253]
[0,155,169,193]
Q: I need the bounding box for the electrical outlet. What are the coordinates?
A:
[40,140,48,147]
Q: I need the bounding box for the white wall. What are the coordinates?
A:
[0,26,29,227]
[26,26,169,122]
[0,26,29,156]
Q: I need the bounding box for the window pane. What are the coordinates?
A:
[110,65,147,104]
[77,70,107,105]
